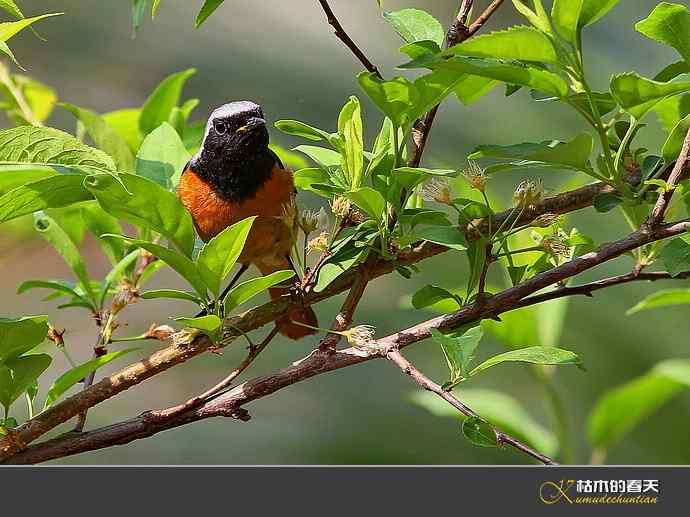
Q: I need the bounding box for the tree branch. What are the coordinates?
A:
[648,125,690,226]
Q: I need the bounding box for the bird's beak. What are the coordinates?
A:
[237,117,266,133]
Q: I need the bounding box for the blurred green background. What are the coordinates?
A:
[1,0,689,464]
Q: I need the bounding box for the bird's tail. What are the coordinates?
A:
[256,258,318,340]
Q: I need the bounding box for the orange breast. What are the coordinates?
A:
[178,165,297,266]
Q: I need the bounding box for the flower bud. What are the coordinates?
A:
[513,179,544,207]
[422,178,454,205]
[462,161,487,192]
[531,213,560,228]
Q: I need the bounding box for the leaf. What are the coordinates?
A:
[414,226,467,251]
[0,165,54,196]
[107,237,207,297]
[0,0,24,19]
[469,133,593,171]
[274,120,331,142]
[197,217,255,296]
[292,168,336,198]
[660,236,690,277]
[314,246,369,293]
[468,346,581,377]
[131,0,148,32]
[662,114,690,163]
[482,307,539,348]
[103,109,143,153]
[337,96,364,189]
[61,103,135,173]
[446,26,558,64]
[431,326,483,382]
[174,315,222,342]
[411,285,459,310]
[462,416,499,447]
[141,289,203,304]
[511,0,552,34]
[410,67,470,122]
[151,0,161,18]
[140,69,196,135]
[34,212,95,304]
[294,145,342,169]
[84,173,196,256]
[43,349,138,409]
[579,0,620,27]
[17,279,93,308]
[627,288,690,315]
[344,187,386,220]
[224,270,295,312]
[0,315,48,365]
[357,72,418,128]
[551,0,584,44]
[136,122,190,190]
[80,203,124,265]
[611,72,690,120]
[454,74,499,105]
[399,40,442,60]
[0,354,51,411]
[0,126,116,173]
[0,13,61,41]
[383,8,444,47]
[196,0,224,27]
[588,359,690,451]
[0,173,91,223]
[411,389,557,456]
[636,2,690,65]
[592,192,622,213]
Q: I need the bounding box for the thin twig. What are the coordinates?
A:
[317,0,382,78]
[648,125,690,226]
[385,349,555,464]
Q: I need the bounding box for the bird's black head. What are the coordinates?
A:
[191,101,275,202]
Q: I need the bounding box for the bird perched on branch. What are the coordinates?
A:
[178,101,317,339]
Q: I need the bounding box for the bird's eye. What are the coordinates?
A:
[214,120,227,135]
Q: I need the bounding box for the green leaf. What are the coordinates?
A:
[99,249,140,308]
[43,348,138,409]
[17,279,93,309]
[383,8,444,47]
[0,0,24,19]
[660,236,690,277]
[61,103,135,173]
[579,0,620,27]
[141,289,203,304]
[151,0,161,18]
[399,40,442,60]
[551,0,584,44]
[0,165,54,196]
[274,120,331,142]
[197,217,255,296]
[0,354,51,412]
[511,0,552,34]
[482,307,539,348]
[414,226,467,251]
[84,173,196,256]
[80,203,124,265]
[636,2,690,65]
[344,187,386,220]
[131,0,148,32]
[588,359,690,451]
[0,126,116,174]
[0,13,61,41]
[294,145,341,169]
[292,168,336,198]
[431,326,483,382]
[0,174,91,224]
[662,113,690,163]
[136,122,190,190]
[357,72,418,128]
[627,288,690,315]
[454,74,499,105]
[611,72,690,119]
[196,0,224,27]
[411,285,459,310]
[462,416,499,447]
[470,133,593,171]
[337,96,364,189]
[103,109,143,153]
[174,314,222,342]
[0,315,48,365]
[139,68,196,135]
[468,346,581,377]
[34,212,95,304]
[114,237,208,297]
[314,246,369,293]
[410,67,470,122]
[224,270,295,313]
[592,192,622,213]
[411,389,557,456]
[446,26,558,64]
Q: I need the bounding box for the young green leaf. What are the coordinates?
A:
[197,217,255,296]
[136,122,190,190]
[17,280,93,310]
[446,26,558,64]
[224,270,295,313]
[337,96,364,189]
[80,203,125,265]
[84,173,196,256]
[0,174,92,224]
[660,236,690,277]
[61,103,135,173]
[43,348,138,409]
[139,68,196,135]
[627,288,690,315]
[611,72,690,119]
[196,0,225,27]
[551,0,584,44]
[0,13,62,65]
[414,226,467,251]
[411,285,459,310]
[462,416,499,448]
[511,0,552,34]
[383,8,444,47]
[174,314,222,342]
[131,0,149,32]
[431,326,483,383]
[103,108,143,153]
[468,346,581,377]
[357,72,418,128]
[0,315,48,365]
[636,2,690,65]
[292,168,337,198]
[141,289,204,304]
[592,192,622,213]
[0,0,24,20]
[344,187,386,220]
[662,114,690,163]
[294,145,342,169]
[0,354,51,412]
[274,120,332,142]
[579,0,620,28]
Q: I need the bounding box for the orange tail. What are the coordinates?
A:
[256,259,318,340]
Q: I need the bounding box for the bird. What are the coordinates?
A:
[178,101,317,339]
